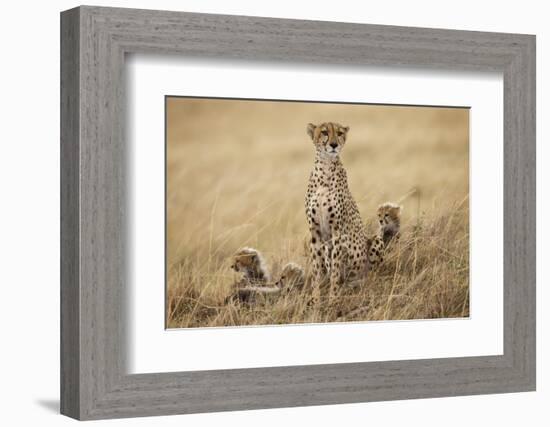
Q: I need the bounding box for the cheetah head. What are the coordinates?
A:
[231,248,258,271]
[377,202,402,226]
[274,262,305,290]
[307,122,349,159]
[230,247,270,281]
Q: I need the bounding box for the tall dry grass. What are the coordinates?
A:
[166,98,469,328]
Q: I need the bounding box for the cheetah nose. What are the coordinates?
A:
[329,142,338,149]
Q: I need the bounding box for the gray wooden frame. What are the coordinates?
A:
[60,5,536,420]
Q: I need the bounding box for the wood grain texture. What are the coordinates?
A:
[60,7,80,419]
[60,5,536,420]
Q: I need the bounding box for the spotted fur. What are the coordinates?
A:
[304,122,371,301]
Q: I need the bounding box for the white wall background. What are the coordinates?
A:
[0,0,546,425]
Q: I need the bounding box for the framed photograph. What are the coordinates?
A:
[61,6,536,420]
[164,97,470,329]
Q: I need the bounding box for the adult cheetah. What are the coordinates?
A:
[305,122,371,300]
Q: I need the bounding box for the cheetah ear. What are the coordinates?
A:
[343,126,350,133]
[307,123,316,140]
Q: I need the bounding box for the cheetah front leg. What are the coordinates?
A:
[308,227,326,306]
[328,237,348,303]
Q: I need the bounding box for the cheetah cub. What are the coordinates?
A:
[230,247,271,286]
[377,202,402,245]
[274,262,306,292]
[234,261,306,304]
[228,249,306,304]
[229,247,280,304]
[367,202,402,267]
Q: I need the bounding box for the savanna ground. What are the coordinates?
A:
[166,98,469,328]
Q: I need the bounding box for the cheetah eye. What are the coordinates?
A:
[321,130,329,136]
[385,213,389,217]
[337,131,344,137]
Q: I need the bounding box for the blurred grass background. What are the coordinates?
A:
[166,97,469,328]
